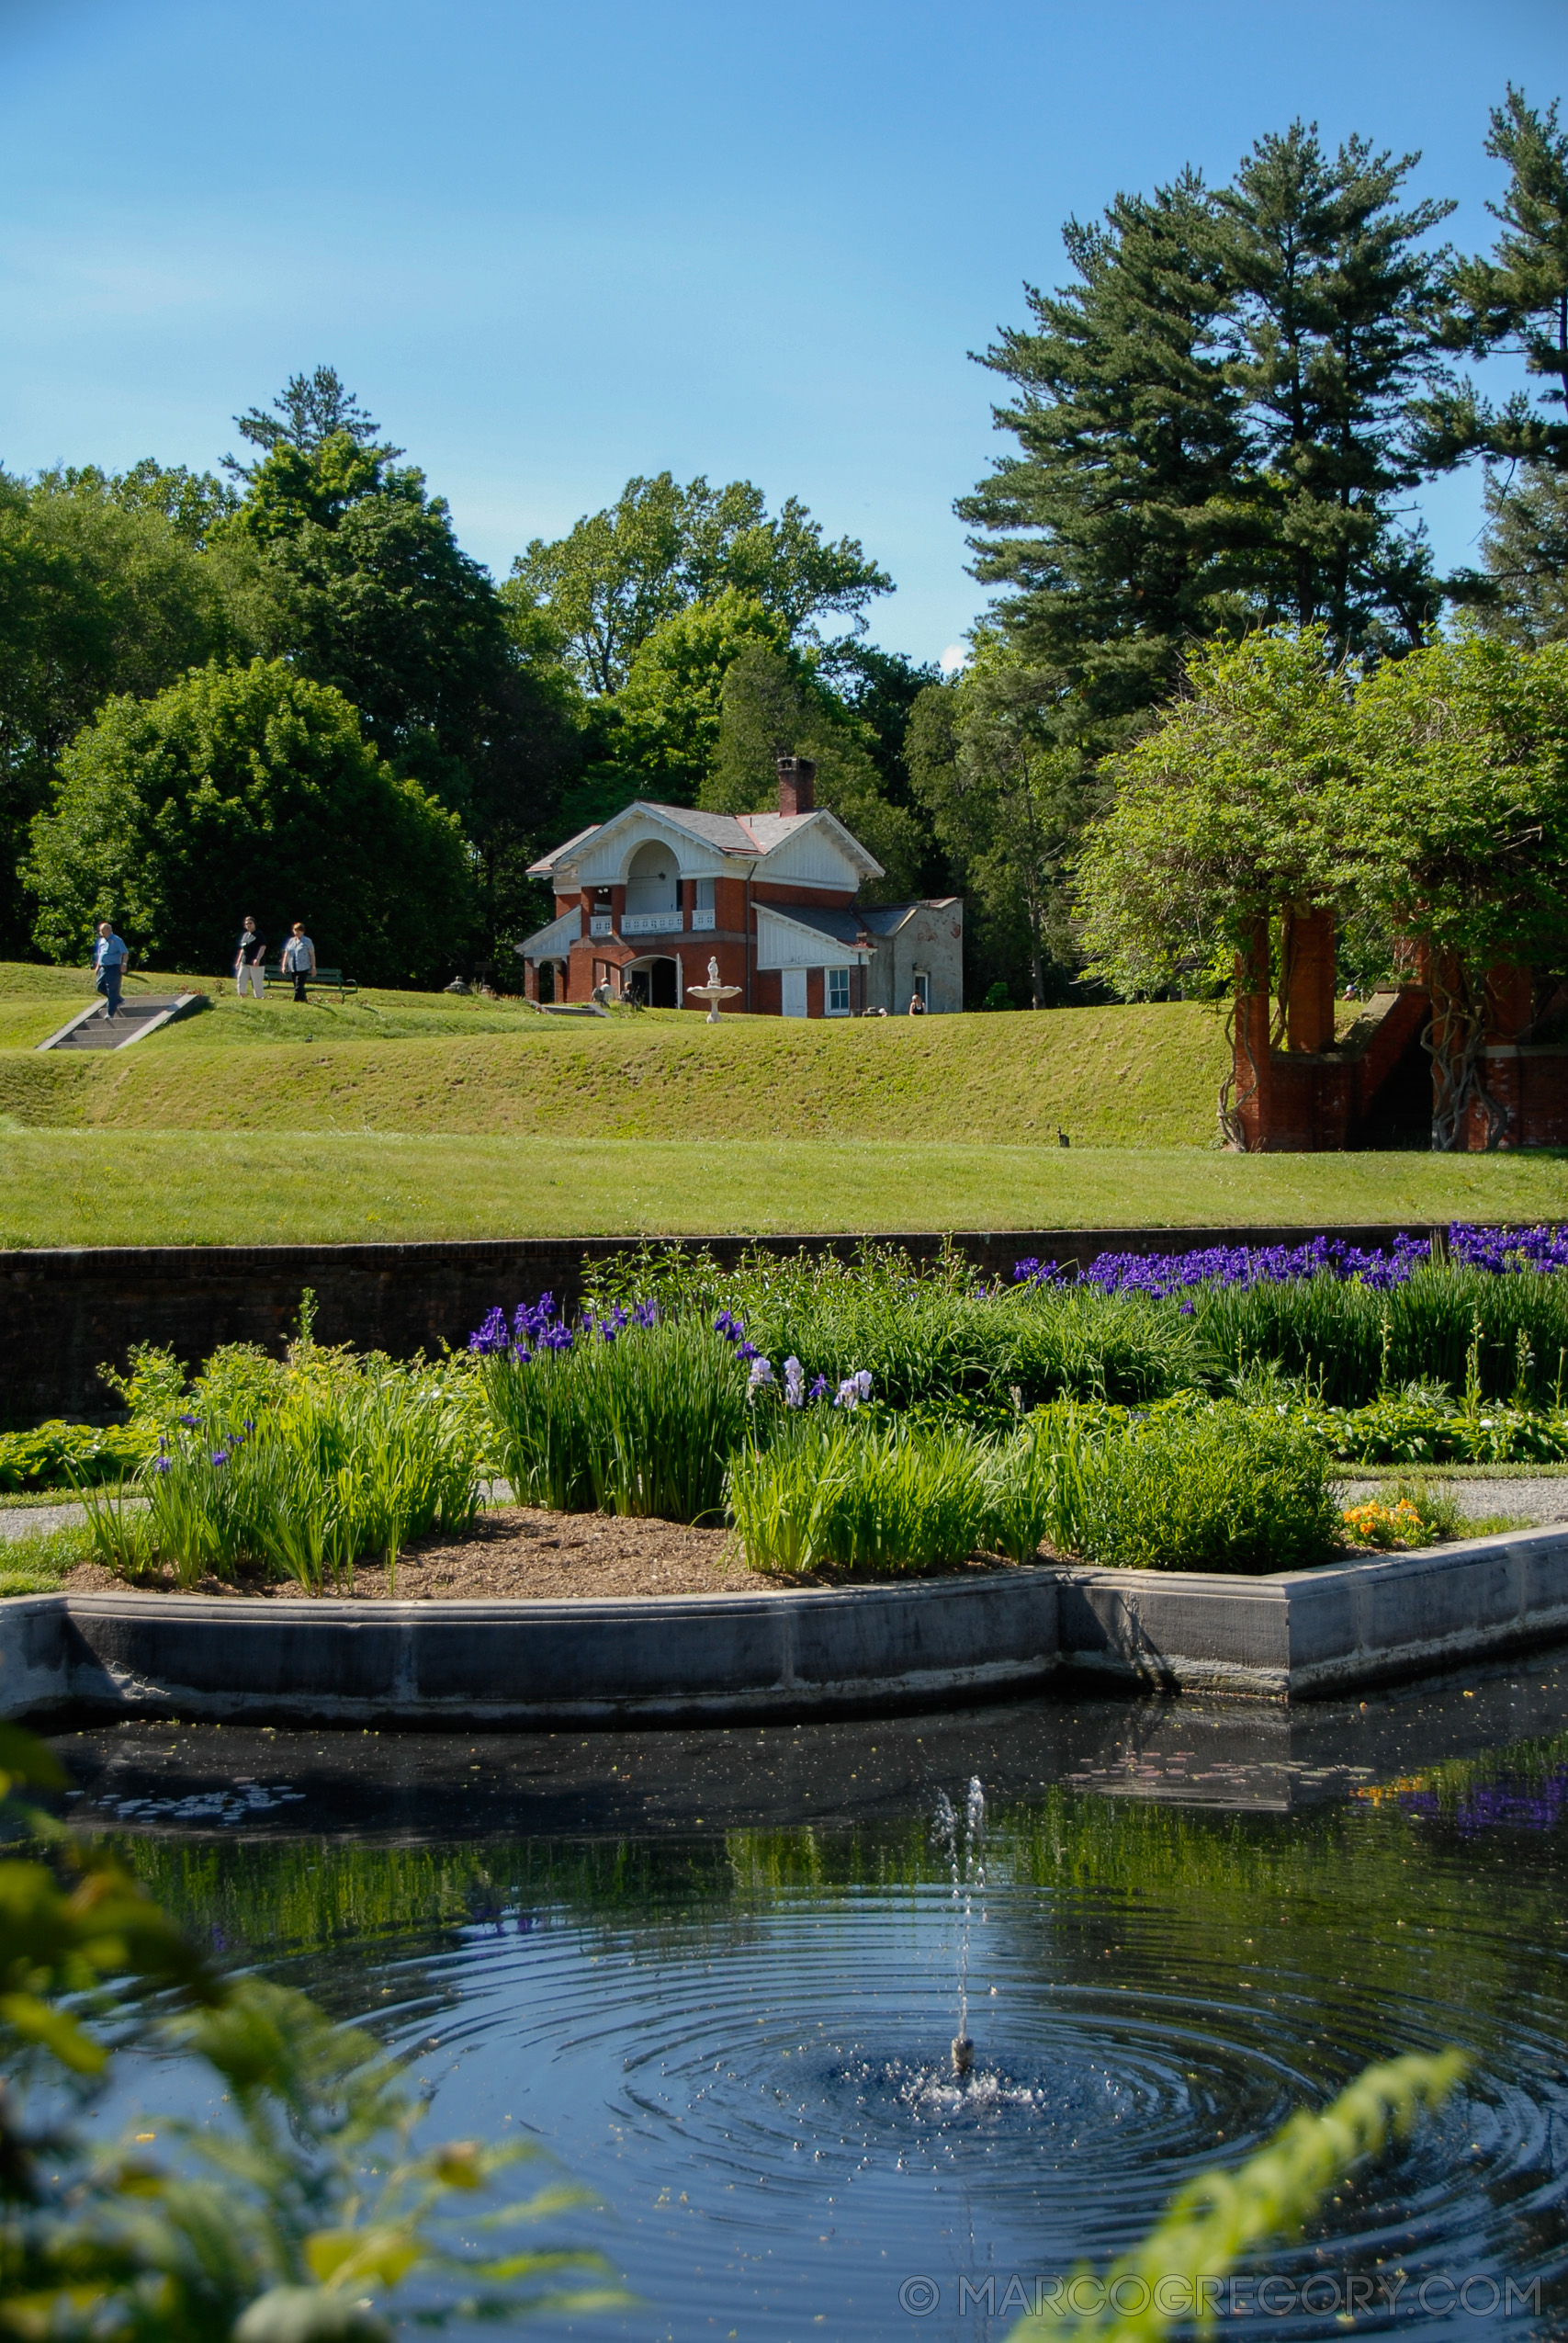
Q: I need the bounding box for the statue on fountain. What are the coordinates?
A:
[687,955,742,1024]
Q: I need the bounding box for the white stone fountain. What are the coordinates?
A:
[686,956,743,1024]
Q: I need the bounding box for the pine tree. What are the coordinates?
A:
[1418,90,1568,633]
[958,170,1253,744]
[1217,123,1454,652]
[1416,88,1568,473]
[1471,464,1568,641]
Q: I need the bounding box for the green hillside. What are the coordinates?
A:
[0,963,1232,1147]
[4,962,1562,1249]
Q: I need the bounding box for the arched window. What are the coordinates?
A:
[625,841,678,916]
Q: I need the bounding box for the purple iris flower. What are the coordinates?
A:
[211,1450,229,1467]
[783,1355,806,1409]
[808,1374,829,1401]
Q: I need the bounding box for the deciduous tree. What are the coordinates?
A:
[0,471,254,956]
[908,641,1093,1006]
[511,473,891,696]
[1349,634,1568,1147]
[705,642,925,901]
[26,658,475,986]
[1073,628,1355,1133]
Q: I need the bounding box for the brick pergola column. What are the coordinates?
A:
[1283,904,1335,1053]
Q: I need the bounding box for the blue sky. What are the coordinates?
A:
[1,0,1564,666]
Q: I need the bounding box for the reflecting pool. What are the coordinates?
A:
[51,1658,1568,2339]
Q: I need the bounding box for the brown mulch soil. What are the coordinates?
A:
[60,1505,1026,1602]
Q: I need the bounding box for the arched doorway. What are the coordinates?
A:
[626,956,679,1008]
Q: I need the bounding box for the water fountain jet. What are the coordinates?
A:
[933,1777,986,2080]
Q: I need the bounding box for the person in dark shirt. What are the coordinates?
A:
[235,916,266,1000]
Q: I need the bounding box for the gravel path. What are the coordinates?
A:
[0,1501,104,1542]
[1339,1477,1568,1523]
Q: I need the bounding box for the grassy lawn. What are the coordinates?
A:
[2,960,1564,1244]
[2,985,1232,1146]
[1,1130,1565,1247]
[0,1523,85,1595]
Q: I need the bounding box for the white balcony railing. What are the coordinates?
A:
[589,914,614,938]
[690,908,716,931]
[621,911,683,936]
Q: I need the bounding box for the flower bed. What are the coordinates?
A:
[15,1223,1568,1589]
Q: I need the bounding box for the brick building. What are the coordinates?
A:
[517,757,963,1016]
[1231,907,1568,1150]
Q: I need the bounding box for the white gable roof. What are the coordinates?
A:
[528,799,883,886]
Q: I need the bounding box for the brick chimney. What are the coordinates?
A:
[777,755,816,817]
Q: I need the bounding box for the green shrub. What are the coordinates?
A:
[1195,1262,1568,1408]
[728,1416,993,1574]
[1079,1405,1340,1574]
[79,1345,485,1590]
[0,1419,152,1493]
[593,1245,1209,1411]
[1292,1393,1568,1464]
[981,1407,1101,1563]
[480,1316,749,1522]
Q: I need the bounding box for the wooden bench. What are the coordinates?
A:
[260,963,357,1001]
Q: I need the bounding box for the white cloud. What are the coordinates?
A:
[938,642,968,674]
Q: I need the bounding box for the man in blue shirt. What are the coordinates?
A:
[92,922,130,1017]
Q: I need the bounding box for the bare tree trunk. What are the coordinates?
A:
[1217,997,1249,1149]
[1221,921,1270,1150]
[1424,959,1510,1151]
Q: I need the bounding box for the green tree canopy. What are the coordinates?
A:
[26,658,474,986]
[1073,627,1354,1002]
[1470,463,1568,643]
[1217,123,1453,651]
[1349,633,1568,1145]
[964,122,1455,735]
[221,430,510,798]
[705,642,925,900]
[217,373,586,959]
[610,590,791,807]
[907,640,1093,1006]
[226,363,394,466]
[510,472,891,696]
[959,169,1252,741]
[51,458,239,547]
[0,470,257,956]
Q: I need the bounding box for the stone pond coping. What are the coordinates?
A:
[5,1524,1568,1723]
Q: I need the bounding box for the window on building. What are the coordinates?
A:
[694,876,715,910]
[827,967,852,1017]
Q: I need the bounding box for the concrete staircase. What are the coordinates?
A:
[37,994,204,1051]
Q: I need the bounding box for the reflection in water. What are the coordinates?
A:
[1364,1759,1568,1838]
[52,1664,1568,2339]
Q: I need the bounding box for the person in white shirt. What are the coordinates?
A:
[281,922,316,1002]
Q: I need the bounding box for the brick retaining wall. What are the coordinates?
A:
[0,1223,1445,1423]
